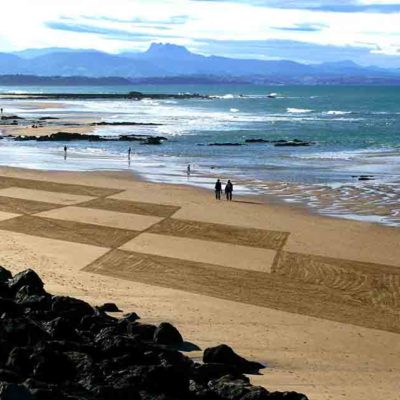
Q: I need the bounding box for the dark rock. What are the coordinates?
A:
[127,323,157,341]
[140,137,163,145]
[191,363,241,384]
[0,383,34,399]
[241,387,270,400]
[42,317,78,341]
[0,368,22,383]
[1,115,24,120]
[51,296,94,321]
[0,317,50,346]
[208,375,252,400]
[0,266,12,283]
[6,347,33,375]
[31,348,74,383]
[203,344,265,374]
[97,302,121,313]
[0,298,21,315]
[122,312,141,322]
[8,269,45,295]
[153,322,184,346]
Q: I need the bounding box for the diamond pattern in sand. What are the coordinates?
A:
[0,175,399,333]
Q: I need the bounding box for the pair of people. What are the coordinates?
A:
[215,179,233,201]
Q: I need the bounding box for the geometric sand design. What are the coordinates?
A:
[0,176,121,197]
[37,206,163,231]
[273,251,400,313]
[0,195,60,214]
[85,249,400,333]
[79,198,180,218]
[0,215,139,248]
[120,233,277,272]
[148,218,289,250]
[0,187,95,205]
[0,174,399,333]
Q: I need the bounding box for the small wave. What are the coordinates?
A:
[230,108,239,113]
[287,108,313,114]
[326,110,352,115]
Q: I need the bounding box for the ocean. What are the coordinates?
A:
[1,84,400,225]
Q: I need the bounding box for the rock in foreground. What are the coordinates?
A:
[0,267,309,400]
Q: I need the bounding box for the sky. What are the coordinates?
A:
[0,0,400,67]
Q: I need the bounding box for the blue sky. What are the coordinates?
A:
[1,0,399,67]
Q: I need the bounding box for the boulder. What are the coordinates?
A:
[51,296,94,321]
[153,322,184,346]
[97,302,121,313]
[0,266,12,283]
[122,312,140,322]
[8,269,45,295]
[208,375,252,400]
[203,344,265,374]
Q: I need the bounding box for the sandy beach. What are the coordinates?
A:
[0,166,398,400]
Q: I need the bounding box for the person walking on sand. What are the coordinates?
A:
[215,179,222,200]
[225,180,233,201]
[64,145,68,160]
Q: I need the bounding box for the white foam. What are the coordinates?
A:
[287,108,313,114]
[326,110,352,115]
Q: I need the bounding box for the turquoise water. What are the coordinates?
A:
[0,84,400,224]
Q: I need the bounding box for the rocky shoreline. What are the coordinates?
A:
[0,267,308,400]
[0,91,210,101]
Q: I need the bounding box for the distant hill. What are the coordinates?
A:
[0,75,131,86]
[1,43,400,84]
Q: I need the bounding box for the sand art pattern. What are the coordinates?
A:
[0,175,399,334]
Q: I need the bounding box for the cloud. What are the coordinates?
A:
[191,0,400,13]
[273,23,326,32]
[45,20,181,42]
[192,38,400,67]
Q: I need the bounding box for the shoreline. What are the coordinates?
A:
[1,94,400,227]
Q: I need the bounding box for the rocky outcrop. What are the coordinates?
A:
[12,132,168,144]
[0,266,309,400]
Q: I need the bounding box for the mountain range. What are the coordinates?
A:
[0,43,399,84]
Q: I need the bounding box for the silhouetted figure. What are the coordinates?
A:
[64,145,68,160]
[225,180,233,201]
[187,164,191,176]
[128,147,131,160]
[0,108,3,115]
[215,179,222,200]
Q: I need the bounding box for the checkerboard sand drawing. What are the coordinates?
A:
[0,175,399,333]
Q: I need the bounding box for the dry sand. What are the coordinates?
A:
[0,167,398,400]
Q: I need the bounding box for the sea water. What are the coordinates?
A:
[0,84,399,224]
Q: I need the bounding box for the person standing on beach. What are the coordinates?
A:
[225,180,233,201]
[128,147,131,161]
[215,179,222,200]
[64,145,68,160]
[187,164,191,176]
